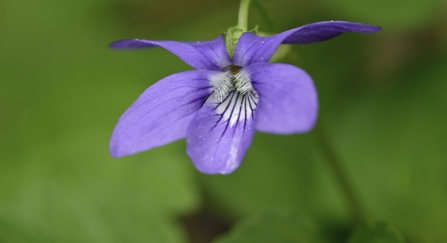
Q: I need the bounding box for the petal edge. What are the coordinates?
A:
[110,36,231,71]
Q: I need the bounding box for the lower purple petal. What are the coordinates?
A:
[110,70,220,157]
[245,63,318,134]
[186,97,256,174]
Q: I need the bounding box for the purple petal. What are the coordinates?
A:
[244,63,318,134]
[233,21,381,66]
[110,70,220,157]
[110,35,231,71]
[281,21,381,44]
[186,92,257,174]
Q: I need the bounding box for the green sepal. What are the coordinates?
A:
[225,26,244,59]
[249,25,259,34]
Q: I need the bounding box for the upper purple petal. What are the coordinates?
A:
[245,63,318,134]
[110,70,220,157]
[281,21,381,44]
[110,35,231,71]
[233,21,381,66]
[186,92,256,174]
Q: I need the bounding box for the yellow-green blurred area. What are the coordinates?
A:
[1,0,447,242]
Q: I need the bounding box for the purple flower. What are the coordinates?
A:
[109,21,380,174]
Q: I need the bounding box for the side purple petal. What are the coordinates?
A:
[186,101,255,174]
[233,21,381,66]
[110,35,231,71]
[110,70,219,157]
[245,63,318,134]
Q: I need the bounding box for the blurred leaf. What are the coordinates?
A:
[330,52,447,243]
[214,209,323,243]
[346,221,406,243]
[320,0,443,30]
[0,139,200,243]
[0,0,206,242]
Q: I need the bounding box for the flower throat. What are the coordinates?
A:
[213,65,254,102]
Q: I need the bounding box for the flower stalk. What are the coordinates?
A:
[237,0,251,32]
[315,122,367,223]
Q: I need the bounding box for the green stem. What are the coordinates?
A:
[237,0,252,32]
[315,122,367,223]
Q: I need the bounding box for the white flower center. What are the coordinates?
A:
[209,68,259,127]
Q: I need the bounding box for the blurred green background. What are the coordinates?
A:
[1,0,447,242]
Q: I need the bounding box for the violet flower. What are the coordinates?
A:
[109,21,380,174]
